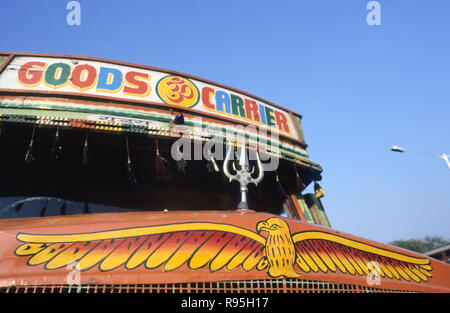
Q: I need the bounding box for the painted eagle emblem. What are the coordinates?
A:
[15,217,432,283]
[256,218,299,278]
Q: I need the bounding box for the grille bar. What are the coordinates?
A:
[0,279,412,293]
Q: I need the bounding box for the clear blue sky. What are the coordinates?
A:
[1,0,449,244]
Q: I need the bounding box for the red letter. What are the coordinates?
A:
[71,64,97,91]
[244,99,261,122]
[17,61,46,86]
[124,71,151,96]
[202,87,215,110]
[274,111,290,133]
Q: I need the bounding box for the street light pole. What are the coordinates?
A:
[391,145,450,169]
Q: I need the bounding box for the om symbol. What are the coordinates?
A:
[157,75,199,108]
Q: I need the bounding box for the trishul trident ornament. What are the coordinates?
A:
[223,141,264,210]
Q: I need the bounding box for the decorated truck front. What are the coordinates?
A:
[0,53,449,293]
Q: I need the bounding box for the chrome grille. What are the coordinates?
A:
[0,279,412,293]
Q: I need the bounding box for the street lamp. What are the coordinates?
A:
[391,145,450,169]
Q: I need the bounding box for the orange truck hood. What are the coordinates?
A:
[1,210,449,292]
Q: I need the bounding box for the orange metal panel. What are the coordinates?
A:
[1,211,449,292]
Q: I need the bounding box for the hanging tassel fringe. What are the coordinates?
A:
[276,172,301,221]
[155,139,170,174]
[175,145,186,174]
[176,158,186,174]
[82,133,89,165]
[206,150,220,173]
[125,136,137,184]
[127,159,137,184]
[51,128,62,159]
[275,173,288,198]
[295,166,305,193]
[25,125,36,166]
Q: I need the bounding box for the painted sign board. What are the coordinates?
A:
[0,54,305,144]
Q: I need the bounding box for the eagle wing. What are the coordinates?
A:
[292,231,432,283]
[15,222,268,273]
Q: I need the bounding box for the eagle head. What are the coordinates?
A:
[257,218,290,237]
[256,217,299,278]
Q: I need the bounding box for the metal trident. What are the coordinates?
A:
[223,141,264,210]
